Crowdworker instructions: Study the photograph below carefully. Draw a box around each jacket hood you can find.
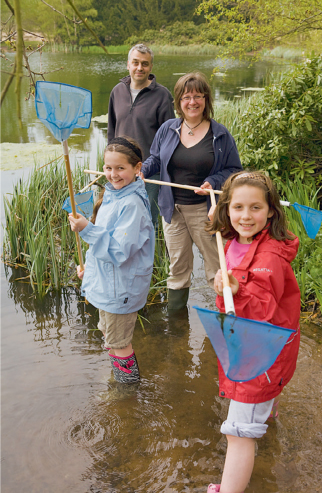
[104,177,152,219]
[232,228,299,268]
[256,228,299,263]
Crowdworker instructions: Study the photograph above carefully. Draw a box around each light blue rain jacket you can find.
[79,178,155,314]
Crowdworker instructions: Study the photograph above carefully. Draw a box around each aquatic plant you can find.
[149,222,170,305]
[280,175,322,314]
[2,158,170,302]
[2,158,91,295]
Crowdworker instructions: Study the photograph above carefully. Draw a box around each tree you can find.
[0,0,107,124]
[196,0,322,58]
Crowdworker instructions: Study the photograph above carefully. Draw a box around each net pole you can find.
[210,190,235,316]
[62,140,84,271]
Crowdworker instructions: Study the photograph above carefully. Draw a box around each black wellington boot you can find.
[167,287,189,311]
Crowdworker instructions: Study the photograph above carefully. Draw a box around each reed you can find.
[2,158,90,295]
[2,157,171,301]
[149,44,221,56]
[42,44,131,54]
[213,97,253,145]
[148,222,170,305]
[280,175,322,312]
[261,46,304,60]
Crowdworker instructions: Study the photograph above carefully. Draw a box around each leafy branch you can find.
[0,0,108,123]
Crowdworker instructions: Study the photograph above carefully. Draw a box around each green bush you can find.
[280,175,322,313]
[238,54,322,194]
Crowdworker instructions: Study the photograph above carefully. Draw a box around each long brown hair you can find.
[91,136,142,224]
[205,171,295,241]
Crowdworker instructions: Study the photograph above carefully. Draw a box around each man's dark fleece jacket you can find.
[107,74,175,160]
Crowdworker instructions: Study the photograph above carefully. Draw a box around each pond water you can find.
[1,52,292,170]
[2,53,322,492]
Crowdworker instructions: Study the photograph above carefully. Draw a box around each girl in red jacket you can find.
[205,171,301,493]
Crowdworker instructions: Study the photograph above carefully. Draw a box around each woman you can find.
[141,72,242,310]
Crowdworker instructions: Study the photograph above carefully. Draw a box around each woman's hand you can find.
[214,269,239,296]
[68,213,88,232]
[195,181,212,196]
[77,264,85,279]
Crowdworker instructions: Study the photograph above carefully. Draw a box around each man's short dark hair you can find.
[128,44,154,64]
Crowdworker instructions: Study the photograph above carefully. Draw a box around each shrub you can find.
[239,54,322,195]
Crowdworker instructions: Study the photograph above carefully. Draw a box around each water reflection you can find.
[2,257,322,492]
[1,52,292,147]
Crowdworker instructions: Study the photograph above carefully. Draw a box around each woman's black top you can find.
[167,125,214,204]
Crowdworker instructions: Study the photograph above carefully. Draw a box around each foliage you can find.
[126,21,203,47]
[281,176,322,314]
[237,55,322,191]
[2,158,170,301]
[196,0,322,59]
[212,78,322,314]
[149,223,169,305]
[1,0,205,47]
[2,158,91,296]
[1,0,105,46]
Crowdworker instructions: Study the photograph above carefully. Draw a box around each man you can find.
[108,44,175,226]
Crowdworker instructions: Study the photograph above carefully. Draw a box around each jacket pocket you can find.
[99,262,116,299]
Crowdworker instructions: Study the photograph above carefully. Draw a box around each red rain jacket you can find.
[216,228,301,403]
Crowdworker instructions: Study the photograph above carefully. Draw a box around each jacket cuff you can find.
[79,221,94,242]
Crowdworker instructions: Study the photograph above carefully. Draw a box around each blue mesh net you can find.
[35,81,92,142]
[292,202,322,239]
[62,191,94,219]
[193,306,295,382]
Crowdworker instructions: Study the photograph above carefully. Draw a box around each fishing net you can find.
[292,202,322,239]
[35,81,92,142]
[194,306,295,382]
[62,191,94,219]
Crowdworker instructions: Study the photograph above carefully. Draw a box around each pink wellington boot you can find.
[269,399,279,419]
[207,485,244,493]
[207,485,220,493]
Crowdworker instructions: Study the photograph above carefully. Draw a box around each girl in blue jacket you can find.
[68,137,155,384]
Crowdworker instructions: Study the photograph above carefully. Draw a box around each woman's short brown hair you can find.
[174,72,214,121]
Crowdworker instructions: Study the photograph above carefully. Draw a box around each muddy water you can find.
[1,249,322,493]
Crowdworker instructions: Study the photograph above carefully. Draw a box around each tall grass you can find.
[261,46,304,60]
[2,157,170,300]
[41,42,220,56]
[148,222,169,305]
[212,97,253,145]
[280,176,322,313]
[148,44,222,56]
[42,44,131,54]
[2,158,91,295]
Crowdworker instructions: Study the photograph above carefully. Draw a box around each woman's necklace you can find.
[183,119,204,136]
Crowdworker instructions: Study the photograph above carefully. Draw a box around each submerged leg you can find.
[168,287,190,310]
[109,351,140,384]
